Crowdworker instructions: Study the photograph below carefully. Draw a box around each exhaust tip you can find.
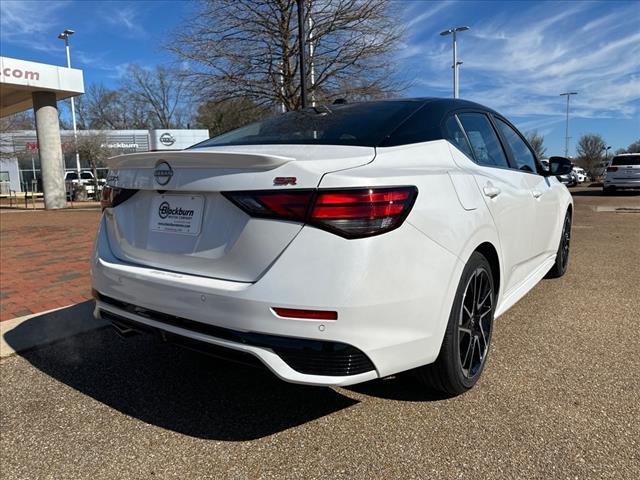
[110,320,140,338]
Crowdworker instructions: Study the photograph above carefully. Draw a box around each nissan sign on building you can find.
[150,129,209,151]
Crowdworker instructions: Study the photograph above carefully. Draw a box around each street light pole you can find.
[440,26,469,99]
[58,29,81,180]
[309,15,316,107]
[296,0,307,109]
[560,92,577,158]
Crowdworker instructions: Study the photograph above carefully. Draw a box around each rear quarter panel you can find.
[317,140,503,367]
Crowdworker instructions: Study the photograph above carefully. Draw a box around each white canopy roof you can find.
[0,56,84,117]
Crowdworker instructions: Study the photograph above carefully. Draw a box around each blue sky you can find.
[1,0,638,155]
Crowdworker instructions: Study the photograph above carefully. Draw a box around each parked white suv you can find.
[603,154,640,194]
[92,98,573,395]
[572,166,587,183]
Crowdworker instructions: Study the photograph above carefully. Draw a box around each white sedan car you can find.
[92,98,573,395]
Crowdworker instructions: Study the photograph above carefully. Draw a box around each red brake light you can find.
[100,185,118,210]
[223,186,418,238]
[273,307,338,320]
[309,188,416,237]
[607,166,618,172]
[100,186,137,211]
[311,190,410,218]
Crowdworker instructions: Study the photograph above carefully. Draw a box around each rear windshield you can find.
[191,101,422,148]
[612,155,640,166]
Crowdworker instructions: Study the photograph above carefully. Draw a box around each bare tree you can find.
[122,65,189,128]
[619,139,640,154]
[576,133,606,179]
[168,0,404,111]
[74,84,150,130]
[195,98,269,137]
[525,130,547,159]
[76,131,114,198]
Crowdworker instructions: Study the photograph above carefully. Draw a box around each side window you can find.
[457,113,509,168]
[445,116,474,159]
[495,118,537,173]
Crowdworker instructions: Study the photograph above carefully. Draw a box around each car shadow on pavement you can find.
[345,374,455,402]
[4,314,359,441]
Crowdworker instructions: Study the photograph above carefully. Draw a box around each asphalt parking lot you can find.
[1,187,639,479]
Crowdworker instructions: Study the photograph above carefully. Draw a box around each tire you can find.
[546,211,572,278]
[415,252,495,396]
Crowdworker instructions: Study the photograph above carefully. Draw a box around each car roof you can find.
[354,97,500,115]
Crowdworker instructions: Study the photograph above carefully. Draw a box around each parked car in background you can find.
[572,166,587,183]
[559,170,578,187]
[65,170,104,199]
[603,154,640,194]
[93,98,574,396]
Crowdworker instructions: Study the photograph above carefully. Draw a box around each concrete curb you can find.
[0,301,107,358]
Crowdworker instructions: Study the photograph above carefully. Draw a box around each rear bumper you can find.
[91,215,463,386]
[604,178,640,188]
[97,295,376,378]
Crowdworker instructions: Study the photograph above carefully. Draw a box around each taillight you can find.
[100,186,137,210]
[223,191,313,221]
[223,186,418,239]
[310,188,416,237]
[100,186,117,210]
[607,166,618,172]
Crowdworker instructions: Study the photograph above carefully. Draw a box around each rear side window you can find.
[494,118,538,173]
[457,113,509,168]
[445,116,474,159]
[612,155,640,166]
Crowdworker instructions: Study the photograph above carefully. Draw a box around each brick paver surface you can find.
[0,209,101,321]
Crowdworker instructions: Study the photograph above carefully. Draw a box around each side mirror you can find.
[546,156,573,176]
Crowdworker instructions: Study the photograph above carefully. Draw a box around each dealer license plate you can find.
[150,194,204,235]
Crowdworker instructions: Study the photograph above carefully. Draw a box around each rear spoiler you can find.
[106,150,295,170]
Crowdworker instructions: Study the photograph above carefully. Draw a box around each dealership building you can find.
[1,55,208,206]
[1,56,85,208]
[1,128,209,193]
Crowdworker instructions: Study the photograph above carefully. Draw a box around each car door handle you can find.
[532,190,543,199]
[483,185,501,198]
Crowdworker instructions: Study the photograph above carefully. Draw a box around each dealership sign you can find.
[0,56,84,116]
[149,129,209,151]
[0,56,84,93]
[159,133,176,146]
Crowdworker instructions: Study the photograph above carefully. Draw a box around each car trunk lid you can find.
[103,145,375,282]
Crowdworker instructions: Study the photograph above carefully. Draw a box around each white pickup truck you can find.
[65,170,104,199]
